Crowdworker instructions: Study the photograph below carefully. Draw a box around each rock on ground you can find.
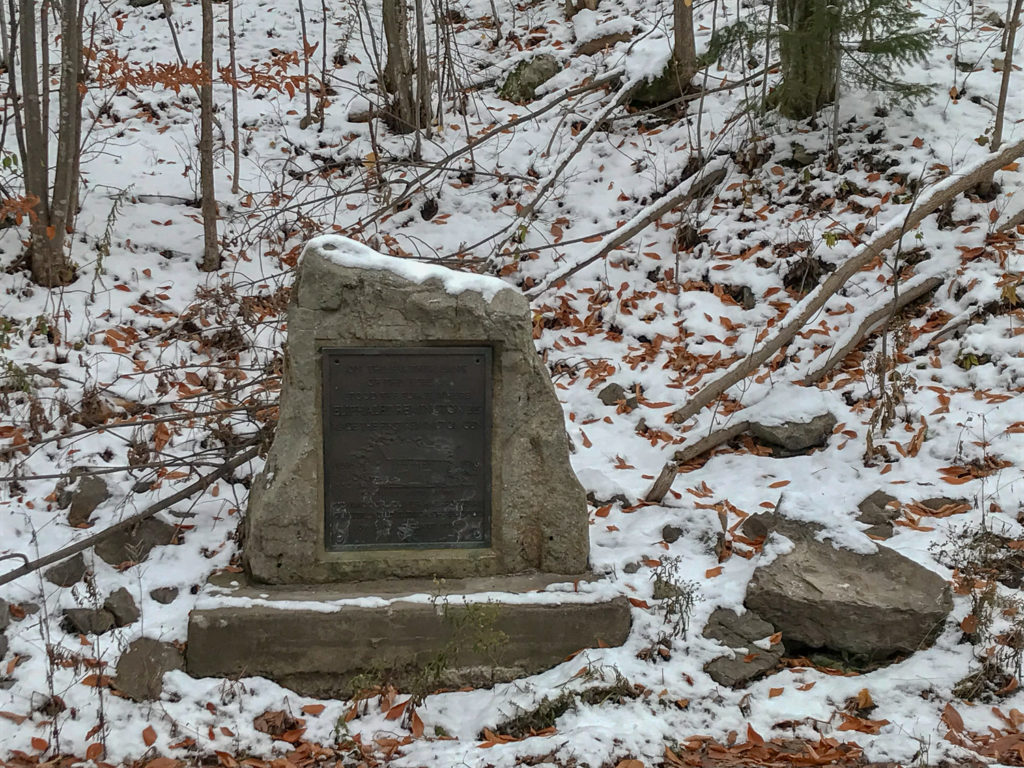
[703,608,783,687]
[114,638,184,701]
[743,513,952,659]
[103,588,140,626]
[94,517,178,566]
[43,553,87,587]
[499,55,560,102]
[749,412,837,454]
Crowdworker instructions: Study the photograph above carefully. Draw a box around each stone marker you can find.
[244,235,589,583]
[188,236,629,692]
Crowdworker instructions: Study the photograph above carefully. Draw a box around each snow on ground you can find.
[0,0,1023,763]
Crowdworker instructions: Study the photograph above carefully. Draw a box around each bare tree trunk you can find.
[381,0,416,133]
[228,0,240,193]
[21,0,74,286]
[992,0,1022,152]
[413,0,430,133]
[50,0,81,234]
[672,0,697,82]
[199,0,220,271]
[297,0,311,122]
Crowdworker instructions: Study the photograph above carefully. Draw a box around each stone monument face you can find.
[244,236,589,583]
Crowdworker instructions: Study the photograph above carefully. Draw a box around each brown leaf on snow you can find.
[253,709,304,738]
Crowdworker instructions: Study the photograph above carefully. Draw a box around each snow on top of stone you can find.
[304,235,513,302]
[571,9,634,43]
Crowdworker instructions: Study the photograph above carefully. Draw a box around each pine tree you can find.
[709,0,934,119]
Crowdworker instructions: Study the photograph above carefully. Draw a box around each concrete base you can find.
[186,575,631,698]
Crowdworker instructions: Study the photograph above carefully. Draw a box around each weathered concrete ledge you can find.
[186,582,631,697]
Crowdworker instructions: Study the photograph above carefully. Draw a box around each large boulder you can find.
[499,55,561,102]
[743,513,952,659]
[748,412,837,455]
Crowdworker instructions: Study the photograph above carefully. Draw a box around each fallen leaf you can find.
[301,704,325,716]
[143,725,157,747]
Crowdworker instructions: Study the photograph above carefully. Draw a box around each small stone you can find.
[149,587,179,605]
[64,475,110,527]
[62,608,116,635]
[132,479,151,494]
[856,490,898,526]
[499,54,561,102]
[0,599,9,631]
[114,638,184,701]
[661,524,683,544]
[103,588,140,627]
[44,554,87,588]
[703,608,782,687]
[94,517,178,567]
[652,577,683,600]
[127,0,161,5]
[623,562,641,574]
[598,382,638,409]
[749,412,837,454]
[919,497,969,513]
[0,635,8,659]
[864,523,894,540]
[598,382,626,405]
[791,144,815,167]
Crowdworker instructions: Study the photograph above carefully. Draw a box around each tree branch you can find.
[801,275,944,385]
[0,443,261,588]
[669,140,1024,425]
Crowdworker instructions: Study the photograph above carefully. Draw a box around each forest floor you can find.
[1,0,1024,765]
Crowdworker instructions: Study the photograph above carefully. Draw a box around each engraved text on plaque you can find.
[322,347,492,550]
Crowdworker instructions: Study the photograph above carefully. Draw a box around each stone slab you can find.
[186,583,630,697]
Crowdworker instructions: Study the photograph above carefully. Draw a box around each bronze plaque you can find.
[322,347,491,551]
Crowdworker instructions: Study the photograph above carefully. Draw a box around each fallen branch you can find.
[801,275,944,385]
[998,205,1024,232]
[669,140,1024,426]
[643,461,678,503]
[526,160,730,299]
[645,421,750,503]
[0,442,261,588]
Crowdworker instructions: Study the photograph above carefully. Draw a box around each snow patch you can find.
[572,9,634,44]
[304,235,514,302]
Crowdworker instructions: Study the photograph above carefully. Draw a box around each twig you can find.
[669,140,1024,425]
[0,443,261,588]
[801,275,944,385]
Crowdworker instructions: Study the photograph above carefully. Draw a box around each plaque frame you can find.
[320,346,493,552]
